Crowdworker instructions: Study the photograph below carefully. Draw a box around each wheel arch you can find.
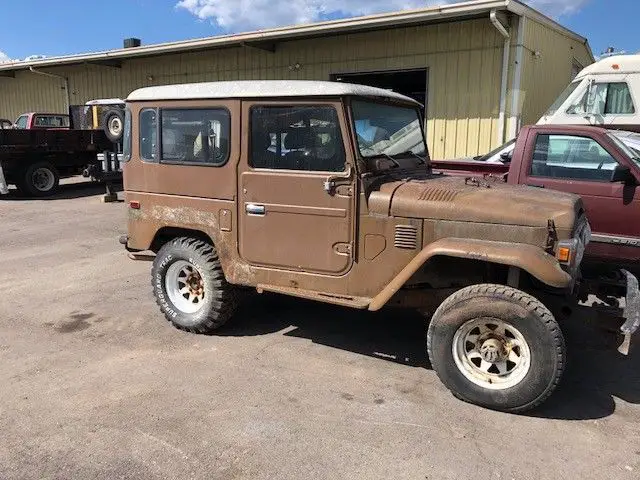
[368,238,572,311]
[150,226,215,254]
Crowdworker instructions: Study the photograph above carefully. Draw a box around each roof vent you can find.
[124,38,141,49]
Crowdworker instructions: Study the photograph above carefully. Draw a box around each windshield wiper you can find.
[394,150,428,165]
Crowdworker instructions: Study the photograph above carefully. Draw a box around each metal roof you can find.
[577,54,640,77]
[127,80,421,104]
[0,0,592,73]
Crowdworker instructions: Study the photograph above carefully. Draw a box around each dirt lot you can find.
[0,181,639,480]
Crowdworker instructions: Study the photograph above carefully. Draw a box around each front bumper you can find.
[619,269,640,355]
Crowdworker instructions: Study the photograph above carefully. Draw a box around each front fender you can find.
[368,238,571,311]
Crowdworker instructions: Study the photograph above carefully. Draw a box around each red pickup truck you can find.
[433,125,640,276]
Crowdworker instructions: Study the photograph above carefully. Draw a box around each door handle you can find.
[526,183,545,188]
[245,203,265,215]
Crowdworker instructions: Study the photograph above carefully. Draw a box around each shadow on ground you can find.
[227,295,639,420]
[0,180,123,201]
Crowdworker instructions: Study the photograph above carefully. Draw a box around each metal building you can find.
[0,0,593,159]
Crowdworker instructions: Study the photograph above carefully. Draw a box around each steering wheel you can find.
[596,159,606,170]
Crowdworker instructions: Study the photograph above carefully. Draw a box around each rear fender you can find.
[368,238,571,311]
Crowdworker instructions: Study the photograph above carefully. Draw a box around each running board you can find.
[256,284,371,309]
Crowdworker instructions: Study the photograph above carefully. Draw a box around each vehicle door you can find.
[238,101,355,274]
[521,131,640,262]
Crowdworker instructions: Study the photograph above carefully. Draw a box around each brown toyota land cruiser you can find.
[120,80,592,413]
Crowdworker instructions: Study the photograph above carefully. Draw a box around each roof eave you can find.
[0,0,510,73]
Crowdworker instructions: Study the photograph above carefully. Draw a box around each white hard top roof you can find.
[577,54,640,78]
[127,80,421,105]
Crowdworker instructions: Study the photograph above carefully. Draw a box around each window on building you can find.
[160,109,230,166]
[530,134,619,181]
[139,109,157,161]
[250,106,345,172]
[567,82,635,115]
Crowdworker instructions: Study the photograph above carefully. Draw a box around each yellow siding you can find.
[520,19,593,126]
[0,18,506,159]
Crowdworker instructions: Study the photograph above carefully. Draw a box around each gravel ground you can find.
[0,180,638,480]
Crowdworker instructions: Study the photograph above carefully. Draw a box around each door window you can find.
[530,134,619,182]
[250,106,345,172]
[567,82,635,115]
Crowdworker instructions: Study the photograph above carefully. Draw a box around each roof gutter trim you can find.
[0,0,509,72]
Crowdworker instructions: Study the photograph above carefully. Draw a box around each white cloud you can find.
[176,0,589,31]
[0,50,10,63]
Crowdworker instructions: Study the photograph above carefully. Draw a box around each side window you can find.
[139,109,158,161]
[567,82,635,115]
[15,115,28,129]
[250,105,345,172]
[530,134,619,182]
[160,109,230,166]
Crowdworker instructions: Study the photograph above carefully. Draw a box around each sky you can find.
[0,0,638,62]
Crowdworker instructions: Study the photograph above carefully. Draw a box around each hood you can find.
[368,175,582,232]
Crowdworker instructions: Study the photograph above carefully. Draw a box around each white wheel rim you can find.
[32,168,55,192]
[108,116,122,137]
[165,260,205,314]
[452,318,531,391]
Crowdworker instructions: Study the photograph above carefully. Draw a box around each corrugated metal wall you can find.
[0,16,589,159]
[520,19,593,126]
[0,18,506,159]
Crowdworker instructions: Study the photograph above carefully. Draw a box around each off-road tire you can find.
[152,237,238,333]
[102,109,124,143]
[427,284,565,413]
[19,161,60,197]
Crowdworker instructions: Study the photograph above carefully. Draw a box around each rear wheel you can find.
[427,284,565,413]
[20,161,60,197]
[152,237,239,333]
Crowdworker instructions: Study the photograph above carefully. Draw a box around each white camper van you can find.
[539,54,640,128]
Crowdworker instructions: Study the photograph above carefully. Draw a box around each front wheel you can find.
[151,237,239,333]
[427,284,565,413]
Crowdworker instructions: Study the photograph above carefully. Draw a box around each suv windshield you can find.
[352,100,426,165]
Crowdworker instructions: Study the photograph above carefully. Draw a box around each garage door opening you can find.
[331,68,428,117]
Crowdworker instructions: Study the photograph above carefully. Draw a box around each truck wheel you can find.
[427,284,565,413]
[151,237,238,334]
[21,162,60,197]
[102,110,124,143]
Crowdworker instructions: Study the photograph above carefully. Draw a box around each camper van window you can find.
[567,82,635,115]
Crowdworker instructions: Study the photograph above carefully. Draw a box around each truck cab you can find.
[14,112,70,130]
[539,55,640,129]
[121,80,593,413]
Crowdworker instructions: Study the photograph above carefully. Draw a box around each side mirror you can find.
[500,151,513,162]
[611,164,634,183]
